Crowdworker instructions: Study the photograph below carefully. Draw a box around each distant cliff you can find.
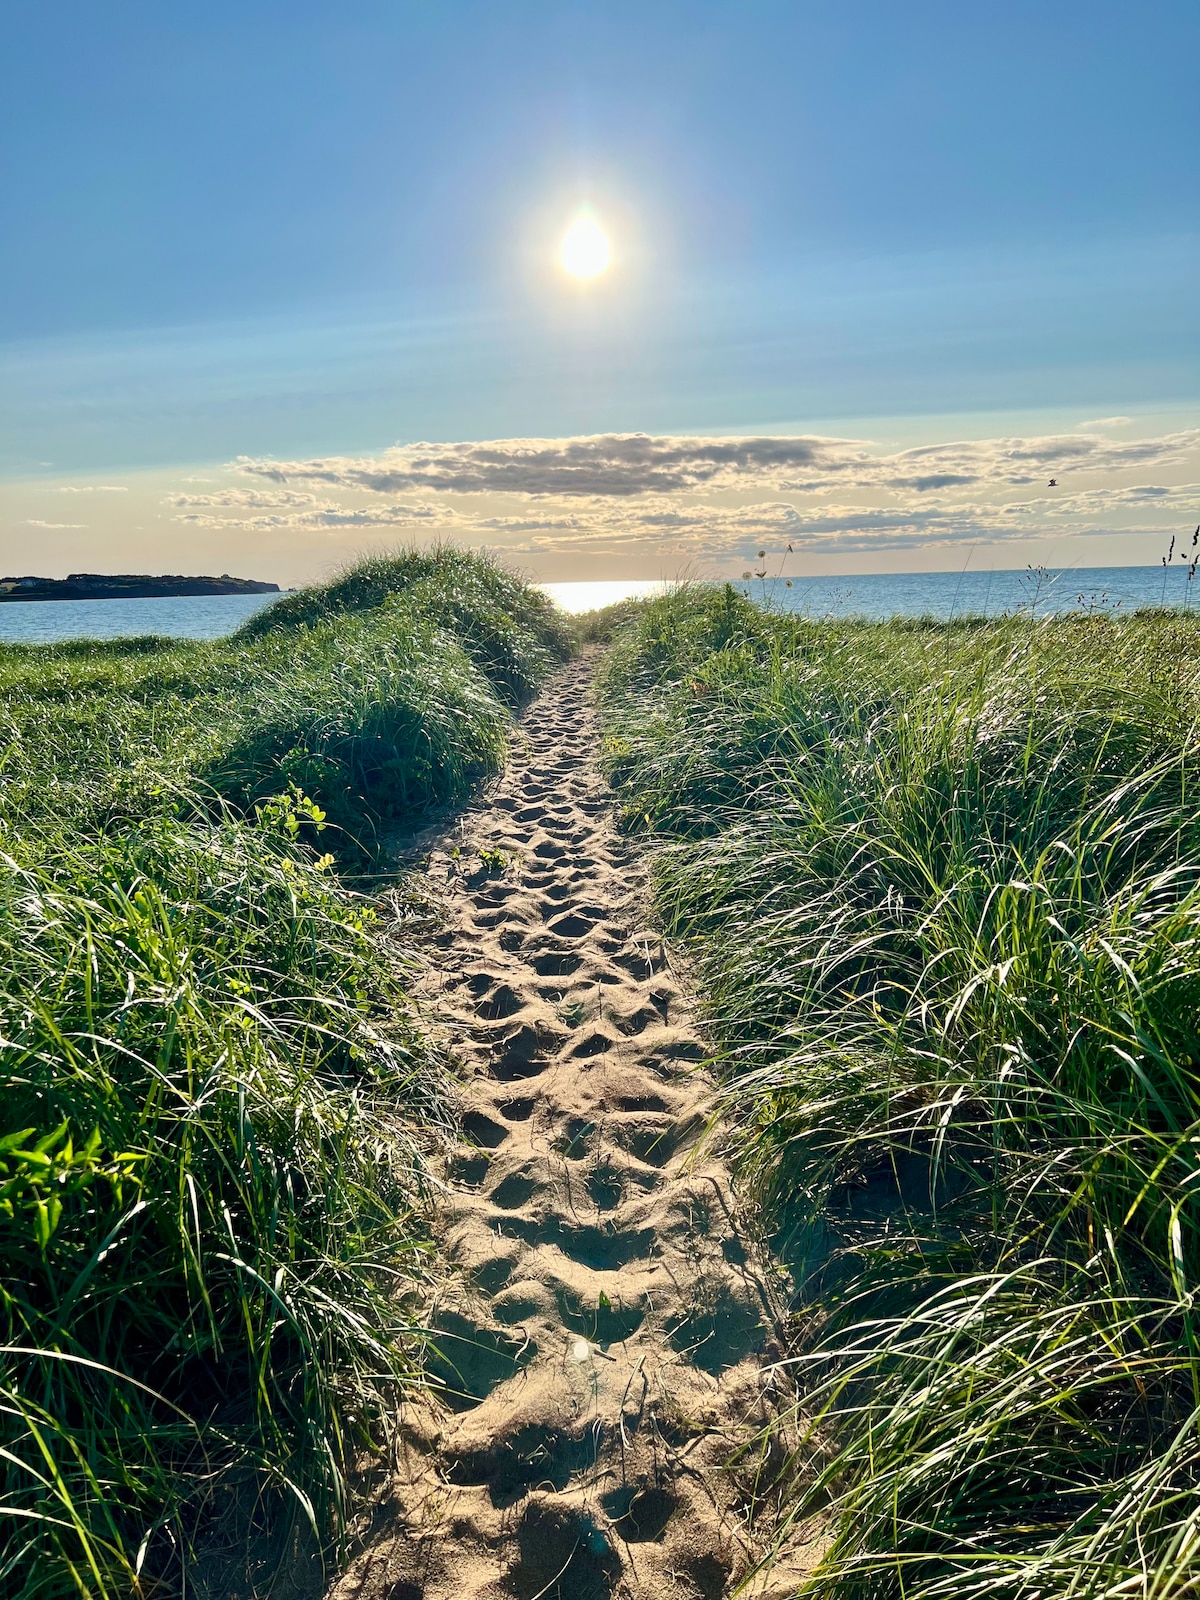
[0,573,281,602]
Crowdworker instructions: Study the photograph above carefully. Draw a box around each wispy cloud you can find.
[169,484,1200,558]
[167,487,320,513]
[25,519,86,529]
[492,487,1200,558]
[57,484,128,493]
[169,486,444,530]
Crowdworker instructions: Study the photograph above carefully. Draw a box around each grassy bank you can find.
[599,586,1200,1600]
[0,550,570,1597]
[0,548,567,859]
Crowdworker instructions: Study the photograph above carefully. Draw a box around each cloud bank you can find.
[236,428,1200,499]
[161,426,1200,564]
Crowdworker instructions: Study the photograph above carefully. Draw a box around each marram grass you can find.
[0,544,571,860]
[600,586,1200,1600]
[0,550,570,1597]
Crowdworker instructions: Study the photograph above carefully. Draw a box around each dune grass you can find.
[0,545,570,860]
[0,550,570,1597]
[599,585,1200,1600]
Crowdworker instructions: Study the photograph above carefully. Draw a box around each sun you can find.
[559,214,611,279]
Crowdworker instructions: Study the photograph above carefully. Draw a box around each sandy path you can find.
[335,654,809,1600]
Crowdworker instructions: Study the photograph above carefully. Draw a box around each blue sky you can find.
[2,0,1198,582]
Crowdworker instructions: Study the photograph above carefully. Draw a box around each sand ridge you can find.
[333,653,814,1600]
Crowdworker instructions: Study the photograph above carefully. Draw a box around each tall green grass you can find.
[600,586,1200,1600]
[0,550,570,1596]
[0,546,570,858]
[234,546,567,709]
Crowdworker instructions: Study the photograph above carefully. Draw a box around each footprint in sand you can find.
[333,653,810,1600]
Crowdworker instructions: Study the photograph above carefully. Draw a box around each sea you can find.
[0,591,283,644]
[546,565,1200,619]
[0,566,1196,644]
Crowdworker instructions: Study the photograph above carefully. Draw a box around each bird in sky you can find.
[1047,478,1058,487]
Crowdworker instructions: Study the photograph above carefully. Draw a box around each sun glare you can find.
[559,214,611,279]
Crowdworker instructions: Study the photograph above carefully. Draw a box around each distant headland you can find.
[0,573,281,602]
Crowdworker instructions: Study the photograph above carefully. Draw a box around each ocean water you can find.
[0,567,1195,644]
[731,564,1200,621]
[543,567,1200,620]
[0,591,283,644]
